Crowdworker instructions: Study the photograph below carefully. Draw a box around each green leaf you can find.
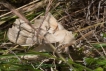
[91,43,106,48]
[94,67,103,71]
[102,33,106,37]
[96,60,106,66]
[84,57,95,65]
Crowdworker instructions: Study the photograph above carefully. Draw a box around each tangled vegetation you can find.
[0,0,106,71]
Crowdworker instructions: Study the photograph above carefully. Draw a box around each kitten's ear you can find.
[45,13,59,33]
[14,19,33,32]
